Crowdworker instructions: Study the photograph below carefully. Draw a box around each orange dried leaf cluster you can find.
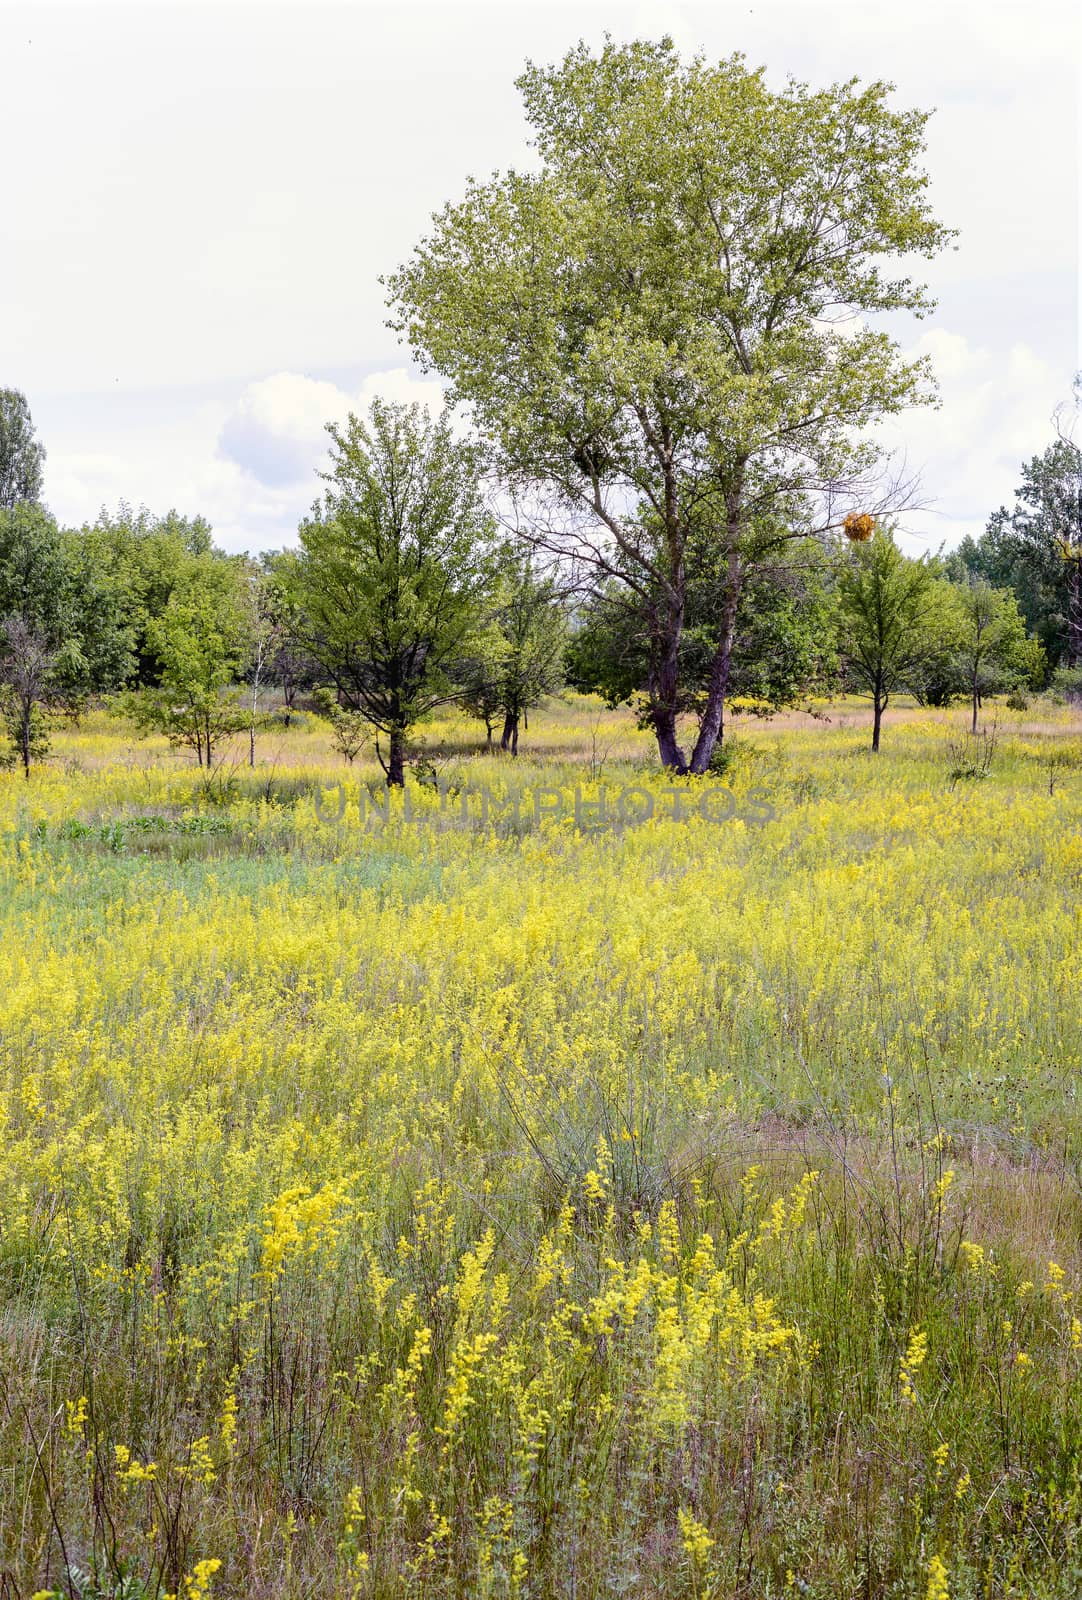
[843,512,876,542]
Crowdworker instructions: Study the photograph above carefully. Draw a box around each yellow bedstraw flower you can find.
[184,1560,222,1600]
[1046,1260,1071,1305]
[218,1369,238,1460]
[65,1395,88,1436]
[960,1241,985,1274]
[678,1508,715,1565]
[899,1327,928,1405]
[176,1435,216,1485]
[931,1169,955,1204]
[114,1445,157,1486]
[926,1553,950,1600]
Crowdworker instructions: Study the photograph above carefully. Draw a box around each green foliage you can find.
[311,686,370,764]
[568,542,834,736]
[461,548,568,751]
[1051,664,1082,705]
[0,504,131,688]
[0,504,133,771]
[950,429,1082,673]
[946,576,1044,729]
[0,386,46,507]
[388,36,953,772]
[286,399,502,784]
[835,529,950,749]
[120,553,253,766]
[83,502,218,684]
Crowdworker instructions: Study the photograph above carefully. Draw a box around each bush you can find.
[1050,665,1082,706]
[311,687,370,764]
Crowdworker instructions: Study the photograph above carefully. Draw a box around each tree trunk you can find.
[872,695,884,752]
[500,712,519,754]
[648,612,687,774]
[971,680,979,735]
[387,726,406,787]
[20,699,31,779]
[689,552,741,775]
[1067,555,1082,668]
[651,706,686,773]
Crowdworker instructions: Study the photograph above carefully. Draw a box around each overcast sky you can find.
[2,0,1079,555]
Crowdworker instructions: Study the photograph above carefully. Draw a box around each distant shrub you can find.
[946,722,998,785]
[1050,665,1082,706]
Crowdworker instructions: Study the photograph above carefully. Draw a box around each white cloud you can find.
[355,368,447,416]
[217,368,448,488]
[883,330,1066,554]
[218,374,351,487]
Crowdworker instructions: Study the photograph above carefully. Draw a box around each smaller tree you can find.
[242,565,291,766]
[460,652,504,745]
[950,401,1082,675]
[122,555,253,766]
[258,551,322,720]
[835,530,951,751]
[463,551,567,754]
[0,389,46,508]
[287,400,501,785]
[949,578,1043,732]
[0,619,53,776]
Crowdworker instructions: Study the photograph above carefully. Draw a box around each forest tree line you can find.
[2,379,1078,779]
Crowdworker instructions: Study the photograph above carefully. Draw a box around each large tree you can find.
[388,37,952,773]
[0,388,46,508]
[286,400,502,785]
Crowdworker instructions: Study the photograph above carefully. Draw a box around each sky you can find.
[2,0,1079,556]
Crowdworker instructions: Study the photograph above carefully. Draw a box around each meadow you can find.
[2,694,1082,1599]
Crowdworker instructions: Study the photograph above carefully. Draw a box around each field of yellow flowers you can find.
[3,696,1082,1599]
